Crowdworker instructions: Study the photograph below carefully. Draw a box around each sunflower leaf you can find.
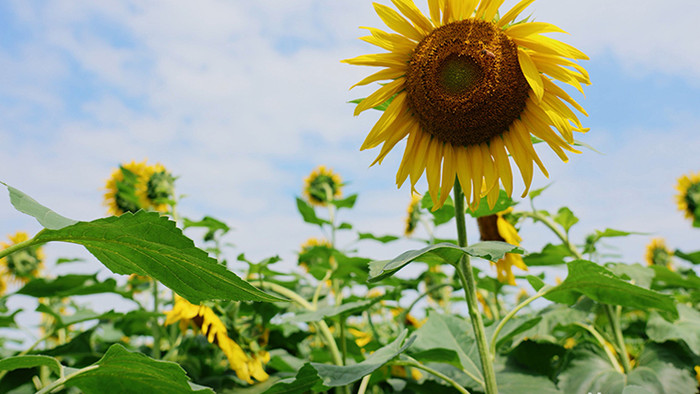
[0,355,63,377]
[646,304,700,355]
[2,183,78,230]
[296,197,330,226]
[466,190,515,218]
[32,211,283,304]
[368,242,522,282]
[674,249,700,265]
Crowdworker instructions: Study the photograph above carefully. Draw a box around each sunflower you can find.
[344,0,589,209]
[298,237,334,272]
[676,172,700,226]
[404,193,423,235]
[165,295,269,384]
[303,165,343,206]
[477,207,527,285]
[645,238,673,269]
[0,231,44,284]
[104,160,174,216]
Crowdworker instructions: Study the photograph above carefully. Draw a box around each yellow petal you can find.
[455,0,478,20]
[391,0,434,34]
[455,147,473,205]
[517,48,544,101]
[396,127,421,186]
[503,130,533,197]
[480,143,497,192]
[409,130,431,188]
[438,143,456,207]
[374,3,425,41]
[512,119,548,177]
[506,22,567,37]
[469,144,484,206]
[427,0,442,25]
[496,0,535,28]
[354,78,404,116]
[510,34,588,60]
[350,68,405,90]
[490,136,513,196]
[542,77,587,116]
[361,92,408,149]
[371,112,414,165]
[477,0,505,21]
[425,138,443,205]
[342,52,409,68]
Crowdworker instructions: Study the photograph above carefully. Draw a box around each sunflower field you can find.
[1,1,699,394]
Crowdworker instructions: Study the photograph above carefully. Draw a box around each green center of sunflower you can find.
[685,182,700,216]
[405,19,530,147]
[6,249,41,279]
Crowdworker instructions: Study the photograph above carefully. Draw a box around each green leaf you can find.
[287,300,375,323]
[3,184,79,230]
[410,313,482,389]
[649,265,700,289]
[0,355,62,376]
[507,304,588,347]
[421,193,455,225]
[646,304,700,355]
[674,249,700,265]
[358,232,399,244]
[295,197,329,226]
[410,349,463,370]
[36,304,122,328]
[526,275,546,292]
[311,330,415,387]
[368,242,522,282]
[349,94,394,112]
[495,369,561,394]
[32,211,282,304]
[182,216,230,241]
[553,207,578,233]
[522,243,571,266]
[545,260,677,317]
[466,190,515,218]
[18,274,126,298]
[605,263,654,289]
[330,194,357,209]
[64,344,213,393]
[573,139,602,154]
[262,363,323,393]
[528,183,552,200]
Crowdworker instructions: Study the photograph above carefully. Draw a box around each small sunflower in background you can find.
[298,237,334,272]
[0,231,44,284]
[344,0,589,209]
[645,238,673,270]
[676,172,700,227]
[165,296,269,384]
[303,165,343,206]
[104,160,175,216]
[477,208,527,285]
[404,193,423,236]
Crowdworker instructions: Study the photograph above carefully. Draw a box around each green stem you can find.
[339,318,347,365]
[257,281,343,366]
[0,236,41,260]
[395,356,472,394]
[489,286,553,355]
[35,365,99,394]
[453,179,498,394]
[605,304,631,373]
[520,211,582,259]
[574,323,624,373]
[357,374,371,394]
[151,279,161,359]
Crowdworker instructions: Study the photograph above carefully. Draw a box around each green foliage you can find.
[646,304,700,355]
[3,183,78,230]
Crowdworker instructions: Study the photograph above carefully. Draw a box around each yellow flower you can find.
[563,337,576,349]
[404,193,423,236]
[164,296,268,384]
[476,290,493,320]
[0,231,44,284]
[676,172,700,225]
[695,365,700,386]
[349,327,373,347]
[477,208,527,285]
[0,275,6,296]
[298,237,334,271]
[645,238,673,269]
[104,160,174,216]
[303,165,343,206]
[344,0,589,210]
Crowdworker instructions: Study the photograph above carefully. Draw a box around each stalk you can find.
[453,179,498,394]
[151,279,161,359]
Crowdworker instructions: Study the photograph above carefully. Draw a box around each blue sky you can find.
[1,0,700,296]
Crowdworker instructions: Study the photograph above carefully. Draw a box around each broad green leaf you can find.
[64,344,212,393]
[311,330,415,387]
[358,232,399,244]
[338,222,353,230]
[0,355,62,376]
[421,193,455,225]
[495,369,561,394]
[466,190,514,218]
[649,265,700,289]
[262,363,323,393]
[674,249,700,265]
[32,211,281,304]
[287,300,374,323]
[522,243,571,266]
[368,242,522,282]
[18,274,126,298]
[646,304,700,355]
[528,183,552,200]
[410,349,463,370]
[526,275,546,291]
[507,304,588,347]
[3,183,78,230]
[606,263,654,289]
[182,216,230,241]
[494,316,543,351]
[410,313,482,389]
[545,260,677,317]
[553,207,578,233]
[295,197,329,226]
[330,194,357,209]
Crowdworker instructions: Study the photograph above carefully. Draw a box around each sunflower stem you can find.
[151,279,161,359]
[453,179,498,394]
[605,304,632,373]
[0,236,41,261]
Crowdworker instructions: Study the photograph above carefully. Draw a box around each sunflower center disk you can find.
[405,19,530,147]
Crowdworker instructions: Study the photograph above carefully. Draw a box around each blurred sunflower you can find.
[298,237,334,272]
[303,165,343,206]
[104,160,175,216]
[0,275,6,296]
[0,231,44,284]
[404,193,422,236]
[344,0,589,209]
[676,172,700,226]
[165,296,269,384]
[645,238,673,269]
[477,208,527,285]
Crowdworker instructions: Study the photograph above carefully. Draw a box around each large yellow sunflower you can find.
[0,231,44,285]
[676,172,700,225]
[303,165,343,206]
[344,0,589,209]
[477,208,527,285]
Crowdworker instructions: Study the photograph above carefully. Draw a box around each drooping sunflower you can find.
[165,295,269,384]
[0,231,44,284]
[344,0,589,209]
[404,193,423,235]
[676,172,700,226]
[303,165,343,206]
[104,160,175,216]
[477,207,527,285]
[645,238,673,269]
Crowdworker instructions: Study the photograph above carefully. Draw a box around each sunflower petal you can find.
[490,136,513,196]
[354,78,404,116]
[469,143,484,206]
[511,34,589,60]
[374,3,425,41]
[477,0,506,21]
[409,130,430,188]
[496,0,535,28]
[506,22,567,37]
[542,77,587,116]
[350,68,405,89]
[438,143,457,207]
[361,92,408,149]
[391,0,434,34]
[396,127,421,186]
[342,52,409,68]
[425,138,444,205]
[517,48,544,101]
[503,129,533,196]
[372,112,414,165]
[455,147,473,206]
[427,0,442,25]
[455,0,478,20]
